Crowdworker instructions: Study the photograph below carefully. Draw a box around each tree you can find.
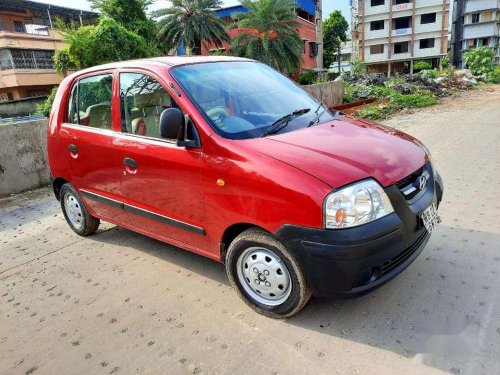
[323,10,348,71]
[153,0,230,55]
[89,0,158,48]
[230,0,304,74]
[58,17,156,70]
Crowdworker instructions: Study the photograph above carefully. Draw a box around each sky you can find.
[35,0,351,21]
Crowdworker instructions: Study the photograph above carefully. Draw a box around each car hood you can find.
[241,116,427,188]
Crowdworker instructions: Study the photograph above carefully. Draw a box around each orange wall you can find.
[201,16,318,71]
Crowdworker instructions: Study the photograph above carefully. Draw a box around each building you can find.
[451,0,499,68]
[351,0,450,75]
[201,0,323,71]
[0,0,98,102]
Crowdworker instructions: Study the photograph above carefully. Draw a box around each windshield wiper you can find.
[307,104,328,127]
[260,108,311,137]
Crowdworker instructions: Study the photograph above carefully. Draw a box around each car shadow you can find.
[90,224,499,375]
[90,225,229,286]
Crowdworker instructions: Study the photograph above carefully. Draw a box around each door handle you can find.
[123,157,138,168]
[69,144,78,154]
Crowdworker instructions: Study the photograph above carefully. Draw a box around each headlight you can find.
[324,179,394,229]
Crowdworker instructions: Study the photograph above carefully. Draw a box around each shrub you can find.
[54,48,76,76]
[391,93,437,108]
[418,69,437,79]
[413,60,432,71]
[442,52,450,69]
[350,57,367,77]
[297,69,318,85]
[355,104,396,120]
[36,86,58,117]
[463,46,495,76]
[486,66,500,84]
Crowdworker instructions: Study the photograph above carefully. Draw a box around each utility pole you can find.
[316,0,324,69]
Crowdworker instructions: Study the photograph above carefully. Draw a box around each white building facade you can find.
[452,0,499,67]
[353,0,450,74]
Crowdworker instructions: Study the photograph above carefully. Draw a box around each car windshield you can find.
[170,61,336,140]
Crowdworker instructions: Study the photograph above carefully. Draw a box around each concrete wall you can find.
[0,119,49,197]
[302,77,344,107]
[0,96,47,117]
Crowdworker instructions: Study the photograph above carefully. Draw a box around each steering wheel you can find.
[206,107,230,129]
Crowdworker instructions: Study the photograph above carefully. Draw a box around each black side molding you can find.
[79,189,206,236]
[123,204,206,236]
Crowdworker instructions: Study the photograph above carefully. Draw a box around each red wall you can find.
[201,16,318,71]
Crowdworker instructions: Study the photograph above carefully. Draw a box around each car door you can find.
[114,70,209,252]
[59,71,127,222]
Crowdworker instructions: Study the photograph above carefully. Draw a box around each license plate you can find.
[420,202,441,234]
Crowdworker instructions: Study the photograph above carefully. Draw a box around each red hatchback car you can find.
[48,56,443,318]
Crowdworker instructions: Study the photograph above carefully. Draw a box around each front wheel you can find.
[226,229,311,318]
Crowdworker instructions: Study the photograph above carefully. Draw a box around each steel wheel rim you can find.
[236,246,292,306]
[64,193,84,230]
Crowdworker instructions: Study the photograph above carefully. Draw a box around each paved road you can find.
[1,86,499,375]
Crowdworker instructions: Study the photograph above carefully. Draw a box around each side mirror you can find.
[159,108,200,148]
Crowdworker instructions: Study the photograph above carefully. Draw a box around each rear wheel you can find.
[226,229,311,318]
[60,183,100,236]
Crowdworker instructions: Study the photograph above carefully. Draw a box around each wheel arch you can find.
[220,223,271,264]
[52,177,68,200]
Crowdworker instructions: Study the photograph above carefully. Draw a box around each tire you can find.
[226,229,312,318]
[60,183,100,236]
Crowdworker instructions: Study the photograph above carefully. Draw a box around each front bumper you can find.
[275,165,444,298]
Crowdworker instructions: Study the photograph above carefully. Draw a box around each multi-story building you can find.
[451,0,499,67]
[200,0,323,71]
[0,0,98,102]
[352,0,450,74]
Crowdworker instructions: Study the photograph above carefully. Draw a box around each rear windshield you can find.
[170,62,335,140]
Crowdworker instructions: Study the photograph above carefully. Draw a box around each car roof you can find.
[74,55,254,75]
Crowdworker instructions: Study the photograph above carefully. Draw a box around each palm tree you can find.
[153,0,230,55]
[230,0,304,73]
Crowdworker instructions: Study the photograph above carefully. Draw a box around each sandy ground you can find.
[0,86,499,375]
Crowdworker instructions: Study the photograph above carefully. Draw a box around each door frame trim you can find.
[80,189,206,236]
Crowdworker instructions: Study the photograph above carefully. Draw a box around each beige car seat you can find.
[130,90,172,138]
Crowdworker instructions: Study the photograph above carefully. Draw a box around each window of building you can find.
[370,20,385,31]
[419,38,435,49]
[309,42,318,58]
[13,49,54,69]
[394,41,409,54]
[120,73,180,139]
[394,16,412,29]
[393,0,411,5]
[67,74,113,130]
[371,0,385,6]
[421,13,436,24]
[471,13,480,23]
[13,21,24,32]
[370,44,385,54]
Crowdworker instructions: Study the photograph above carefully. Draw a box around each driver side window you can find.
[119,72,179,139]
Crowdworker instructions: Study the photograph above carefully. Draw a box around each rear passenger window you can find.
[67,74,113,129]
[119,72,179,139]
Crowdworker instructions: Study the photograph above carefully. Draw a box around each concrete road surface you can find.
[1,86,499,375]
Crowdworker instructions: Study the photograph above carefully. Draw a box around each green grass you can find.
[344,82,439,120]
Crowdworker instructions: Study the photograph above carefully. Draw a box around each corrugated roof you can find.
[0,0,99,18]
[216,0,316,18]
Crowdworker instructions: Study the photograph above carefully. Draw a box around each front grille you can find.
[396,165,428,200]
[382,231,428,274]
[396,166,424,190]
